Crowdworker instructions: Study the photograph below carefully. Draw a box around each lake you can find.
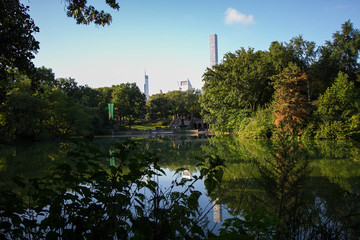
[1,134,359,239]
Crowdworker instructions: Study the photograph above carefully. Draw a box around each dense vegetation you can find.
[2,0,359,141]
[2,1,359,239]
[201,20,360,140]
[0,67,202,141]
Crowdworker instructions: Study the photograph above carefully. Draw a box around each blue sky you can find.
[23,0,360,95]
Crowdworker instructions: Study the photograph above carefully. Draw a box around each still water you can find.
[1,134,360,238]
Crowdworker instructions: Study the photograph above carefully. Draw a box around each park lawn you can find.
[131,122,168,131]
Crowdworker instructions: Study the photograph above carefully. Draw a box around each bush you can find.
[315,121,350,140]
[301,122,317,140]
[237,107,275,139]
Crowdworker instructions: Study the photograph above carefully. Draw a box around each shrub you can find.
[238,107,275,139]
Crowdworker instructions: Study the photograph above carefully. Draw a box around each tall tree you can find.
[146,93,172,122]
[111,83,146,129]
[312,20,360,96]
[287,35,317,101]
[328,20,360,81]
[272,63,311,136]
[317,72,358,122]
[0,0,39,103]
[201,48,275,132]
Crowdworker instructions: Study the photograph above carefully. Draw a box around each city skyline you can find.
[23,0,360,95]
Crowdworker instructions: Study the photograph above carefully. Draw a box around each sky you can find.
[22,0,360,95]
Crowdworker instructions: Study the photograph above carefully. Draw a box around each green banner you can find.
[108,103,114,120]
[110,157,115,167]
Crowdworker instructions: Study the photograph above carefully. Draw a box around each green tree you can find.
[312,20,360,96]
[146,93,172,122]
[327,20,360,82]
[287,35,317,101]
[183,89,202,118]
[165,90,187,118]
[41,86,93,137]
[315,72,360,139]
[268,41,294,74]
[164,89,201,120]
[0,0,39,103]
[111,83,146,129]
[2,85,44,139]
[318,72,357,121]
[201,48,275,132]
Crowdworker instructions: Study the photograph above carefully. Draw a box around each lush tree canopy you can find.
[111,83,146,128]
[200,48,277,132]
[146,90,201,123]
[0,0,40,103]
[201,21,360,139]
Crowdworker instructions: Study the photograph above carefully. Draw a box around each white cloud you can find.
[224,8,255,26]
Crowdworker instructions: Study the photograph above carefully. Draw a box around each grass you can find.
[131,122,169,131]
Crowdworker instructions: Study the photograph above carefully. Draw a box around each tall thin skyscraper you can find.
[144,70,149,100]
[209,34,218,67]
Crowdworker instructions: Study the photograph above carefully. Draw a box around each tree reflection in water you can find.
[205,136,360,239]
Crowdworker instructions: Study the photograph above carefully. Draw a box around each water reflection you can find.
[204,136,360,238]
[1,136,359,238]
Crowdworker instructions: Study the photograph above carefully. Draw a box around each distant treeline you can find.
[201,20,360,140]
[0,67,201,141]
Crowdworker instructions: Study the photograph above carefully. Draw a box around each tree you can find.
[183,89,202,118]
[165,91,187,118]
[315,72,360,139]
[0,0,39,103]
[1,0,122,100]
[327,20,360,82]
[41,86,93,137]
[272,63,311,136]
[268,41,294,74]
[318,72,357,121]
[286,35,317,101]
[146,93,172,122]
[200,48,275,132]
[111,83,146,129]
[312,20,360,96]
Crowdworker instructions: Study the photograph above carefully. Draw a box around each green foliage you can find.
[315,72,360,139]
[200,48,275,132]
[65,0,120,26]
[212,209,281,240]
[317,72,357,121]
[311,20,360,96]
[199,22,359,138]
[0,69,102,140]
[0,139,224,239]
[0,0,39,103]
[146,93,172,121]
[238,107,275,139]
[111,83,146,128]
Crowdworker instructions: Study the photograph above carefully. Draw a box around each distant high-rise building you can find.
[144,70,149,100]
[179,79,192,91]
[209,34,218,67]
